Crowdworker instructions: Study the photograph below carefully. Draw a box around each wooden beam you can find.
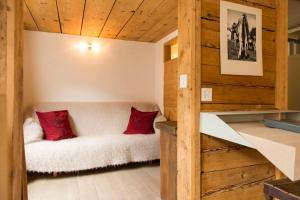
[275,0,288,110]
[177,0,201,199]
[0,0,27,199]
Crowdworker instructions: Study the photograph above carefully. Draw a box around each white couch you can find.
[24,102,164,173]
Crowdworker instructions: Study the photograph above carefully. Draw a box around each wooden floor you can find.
[28,164,160,200]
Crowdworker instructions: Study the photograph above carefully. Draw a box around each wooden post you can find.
[275,0,288,180]
[0,0,27,199]
[275,0,288,110]
[177,0,201,199]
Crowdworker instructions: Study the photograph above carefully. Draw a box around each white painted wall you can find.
[154,30,178,112]
[23,31,156,109]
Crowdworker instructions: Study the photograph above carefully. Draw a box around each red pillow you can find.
[36,110,75,141]
[124,107,158,134]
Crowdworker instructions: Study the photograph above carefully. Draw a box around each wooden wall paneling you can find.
[201,104,276,112]
[117,0,177,41]
[100,0,144,38]
[80,0,115,37]
[23,2,38,31]
[199,1,280,198]
[202,163,274,195]
[0,0,27,199]
[201,47,276,72]
[202,148,269,172]
[177,0,201,199]
[57,0,85,35]
[25,0,60,33]
[201,85,275,105]
[160,131,177,200]
[202,65,276,87]
[201,0,276,31]
[164,58,178,121]
[139,7,178,42]
[201,182,268,200]
[202,134,243,151]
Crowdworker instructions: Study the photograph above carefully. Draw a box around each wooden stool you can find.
[264,179,300,200]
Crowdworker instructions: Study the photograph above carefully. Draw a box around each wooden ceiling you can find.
[23,0,178,43]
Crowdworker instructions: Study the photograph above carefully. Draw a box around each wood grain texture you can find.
[202,163,275,195]
[160,131,177,200]
[117,0,177,41]
[57,0,85,35]
[80,0,115,37]
[25,0,60,33]
[202,181,270,200]
[201,84,275,105]
[23,2,38,30]
[201,104,276,112]
[201,47,276,72]
[1,0,27,199]
[201,0,276,31]
[202,134,243,151]
[164,58,178,120]
[0,1,9,199]
[177,0,201,199]
[202,148,269,172]
[275,0,288,110]
[23,0,178,42]
[138,6,178,42]
[100,0,143,38]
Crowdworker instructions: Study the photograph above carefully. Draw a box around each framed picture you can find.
[220,1,263,76]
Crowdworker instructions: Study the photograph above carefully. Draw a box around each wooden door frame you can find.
[177,0,201,199]
[0,0,27,199]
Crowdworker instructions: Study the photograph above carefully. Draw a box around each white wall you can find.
[154,30,178,112]
[24,31,156,109]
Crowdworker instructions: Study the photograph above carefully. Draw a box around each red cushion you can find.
[36,110,75,141]
[124,107,158,134]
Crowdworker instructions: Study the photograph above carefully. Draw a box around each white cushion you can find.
[23,118,43,144]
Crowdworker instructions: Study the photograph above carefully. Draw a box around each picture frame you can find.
[220,1,263,76]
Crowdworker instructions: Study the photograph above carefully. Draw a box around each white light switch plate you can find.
[179,74,188,88]
[201,88,212,102]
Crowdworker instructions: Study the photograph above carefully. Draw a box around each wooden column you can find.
[275,0,288,110]
[0,0,27,199]
[275,0,288,180]
[177,0,201,199]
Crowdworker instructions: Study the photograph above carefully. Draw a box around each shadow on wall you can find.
[289,54,300,110]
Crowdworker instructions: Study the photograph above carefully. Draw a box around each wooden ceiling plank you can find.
[117,0,177,41]
[81,0,115,37]
[24,1,38,31]
[139,7,178,42]
[100,0,144,39]
[25,0,60,33]
[57,0,86,35]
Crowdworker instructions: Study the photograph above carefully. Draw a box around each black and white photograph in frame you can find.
[220,1,263,76]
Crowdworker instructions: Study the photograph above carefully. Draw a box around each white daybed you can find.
[24,102,164,173]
